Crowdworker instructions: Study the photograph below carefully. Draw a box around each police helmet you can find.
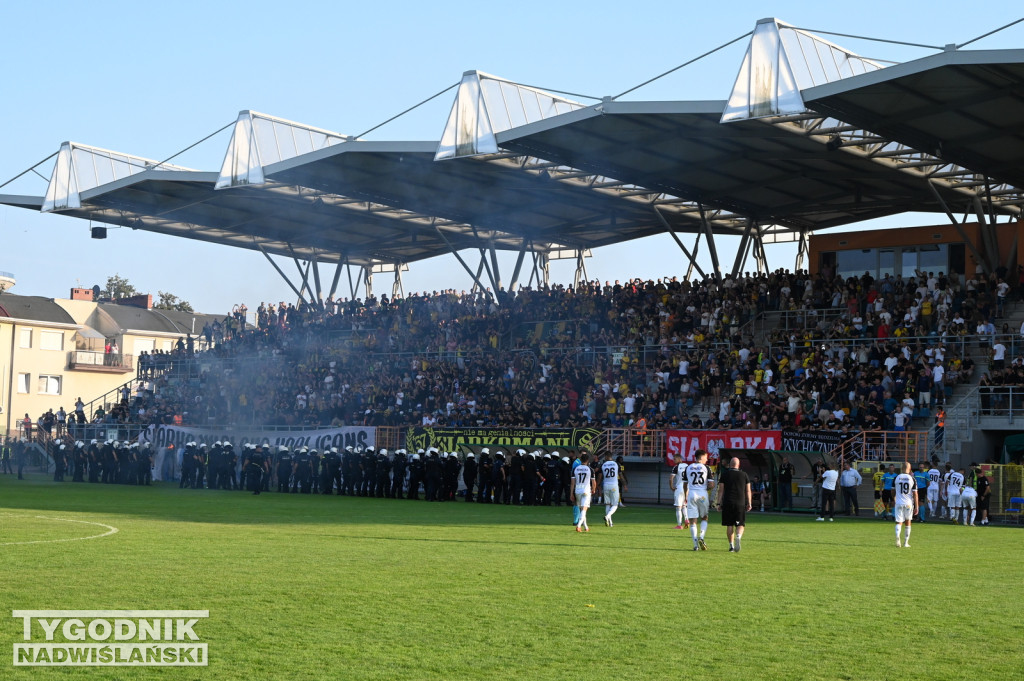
[412,453,421,460]
[561,456,570,464]
[466,452,475,458]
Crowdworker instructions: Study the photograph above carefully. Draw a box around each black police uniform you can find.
[424,453,442,501]
[508,452,523,505]
[491,455,506,504]
[390,452,406,498]
[463,455,477,501]
[407,455,425,500]
[375,452,390,497]
[275,449,293,492]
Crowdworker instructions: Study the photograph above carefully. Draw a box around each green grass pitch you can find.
[1,474,1020,681]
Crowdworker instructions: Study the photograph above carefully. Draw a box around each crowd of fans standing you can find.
[49,265,1024,436]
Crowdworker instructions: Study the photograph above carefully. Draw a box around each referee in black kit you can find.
[715,457,752,553]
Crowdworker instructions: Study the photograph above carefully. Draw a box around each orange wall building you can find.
[808,220,1024,280]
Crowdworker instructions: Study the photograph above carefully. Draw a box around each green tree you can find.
[101,274,137,300]
[154,290,194,312]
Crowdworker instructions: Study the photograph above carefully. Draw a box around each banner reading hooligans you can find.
[142,424,375,453]
[665,430,781,465]
[780,429,844,454]
[406,427,601,454]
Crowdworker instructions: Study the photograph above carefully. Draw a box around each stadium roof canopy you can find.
[2,17,1023,297]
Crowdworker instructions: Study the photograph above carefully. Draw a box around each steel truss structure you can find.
[2,18,1022,301]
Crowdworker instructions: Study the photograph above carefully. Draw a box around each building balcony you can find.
[67,351,134,373]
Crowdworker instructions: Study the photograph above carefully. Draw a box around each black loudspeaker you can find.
[91,226,107,239]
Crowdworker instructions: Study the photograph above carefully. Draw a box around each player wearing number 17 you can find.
[894,461,919,548]
[571,453,597,532]
[683,449,714,550]
[599,453,621,527]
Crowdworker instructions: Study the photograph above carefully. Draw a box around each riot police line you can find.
[36,439,155,485]
[177,442,584,504]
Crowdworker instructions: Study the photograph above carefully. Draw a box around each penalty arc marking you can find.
[0,515,119,546]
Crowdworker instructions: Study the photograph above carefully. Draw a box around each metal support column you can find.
[731,219,755,279]
[573,249,589,288]
[698,203,722,281]
[363,266,373,299]
[972,195,1001,273]
[434,222,494,298]
[752,225,769,274]
[488,240,502,292]
[255,241,307,303]
[795,230,809,272]
[468,223,499,293]
[685,233,702,281]
[328,257,345,301]
[392,263,404,299]
[508,240,528,292]
[927,181,990,273]
[298,261,313,304]
[346,259,359,300]
[311,250,323,309]
[653,206,707,279]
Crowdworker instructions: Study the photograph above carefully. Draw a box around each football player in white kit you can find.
[571,453,596,532]
[893,461,918,548]
[599,453,621,527]
[684,449,714,551]
[926,464,942,518]
[669,454,690,530]
[946,465,965,524]
[960,470,978,526]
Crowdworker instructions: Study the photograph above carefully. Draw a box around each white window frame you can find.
[37,374,62,395]
[39,330,64,351]
[19,328,32,348]
[17,373,31,394]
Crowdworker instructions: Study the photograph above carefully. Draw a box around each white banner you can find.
[140,425,375,481]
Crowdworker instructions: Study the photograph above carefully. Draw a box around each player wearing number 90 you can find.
[571,453,596,532]
[894,461,918,548]
[684,449,713,551]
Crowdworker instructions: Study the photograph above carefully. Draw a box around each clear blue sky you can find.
[1,1,1020,314]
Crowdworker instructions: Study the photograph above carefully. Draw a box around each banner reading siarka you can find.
[665,430,781,465]
[141,424,375,454]
[406,427,601,454]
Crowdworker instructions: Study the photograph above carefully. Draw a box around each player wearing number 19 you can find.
[894,461,918,548]
[571,453,596,532]
[599,453,620,527]
[684,449,713,551]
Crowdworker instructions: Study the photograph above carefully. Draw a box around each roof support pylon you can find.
[722,18,883,123]
[216,110,350,189]
[435,71,585,160]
